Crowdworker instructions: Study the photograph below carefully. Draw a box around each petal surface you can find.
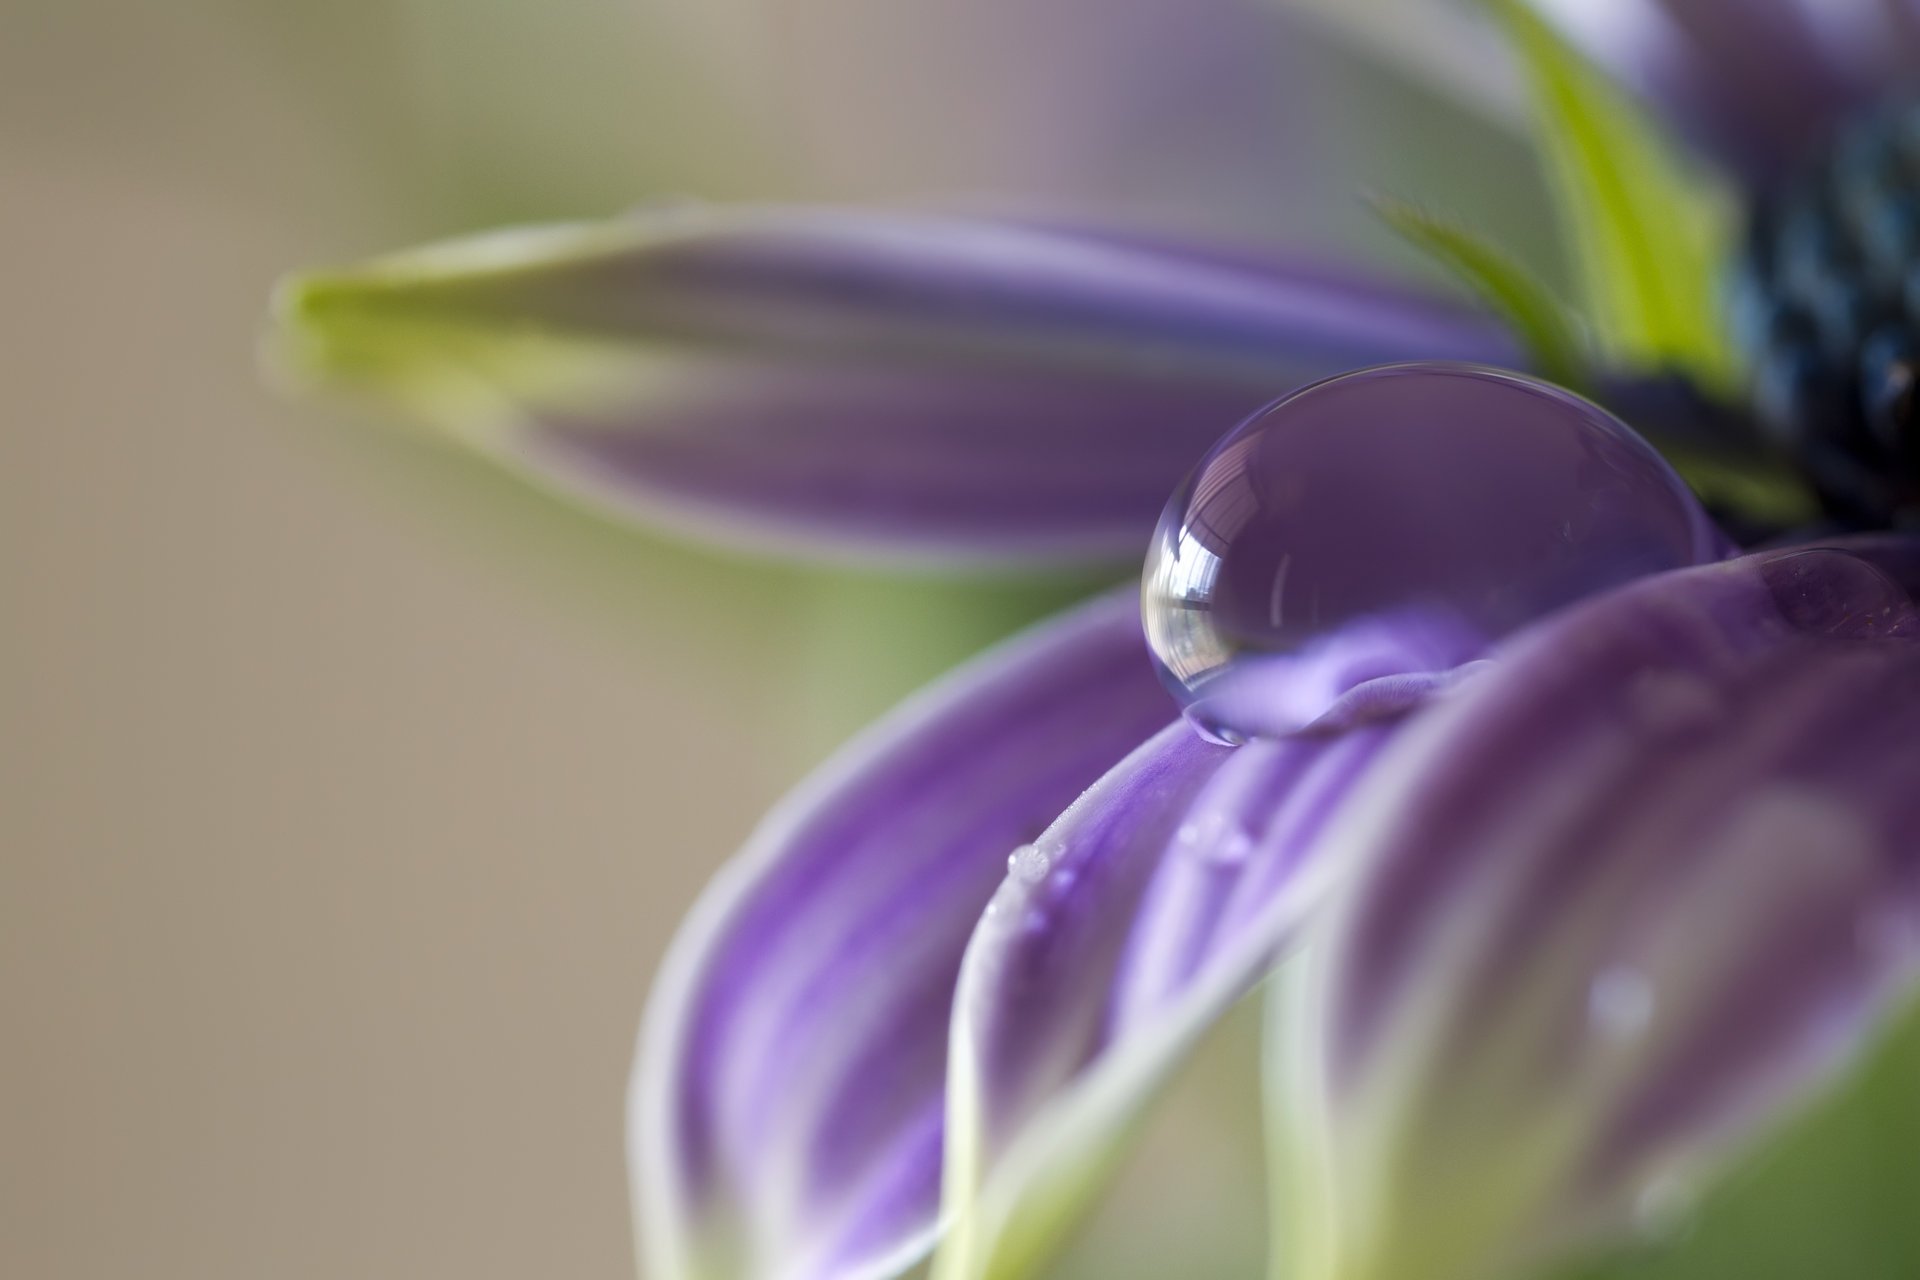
[272,206,1514,566]
[1527,0,1920,181]
[631,589,1184,1280]
[1271,538,1920,1280]
[660,0,1553,268]
[935,718,1403,1280]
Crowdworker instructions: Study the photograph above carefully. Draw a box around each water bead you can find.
[1006,843,1051,885]
[1142,364,1723,744]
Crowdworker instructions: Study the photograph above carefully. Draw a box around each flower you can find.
[266,2,1920,1279]
[638,529,1920,1280]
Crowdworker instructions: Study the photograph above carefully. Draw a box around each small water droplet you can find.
[1173,812,1254,866]
[1588,966,1655,1042]
[1210,830,1255,867]
[1007,844,1051,885]
[1141,364,1719,744]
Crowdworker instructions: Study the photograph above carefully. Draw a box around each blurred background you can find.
[0,3,1551,1277]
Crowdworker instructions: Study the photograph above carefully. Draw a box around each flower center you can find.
[1731,103,1920,526]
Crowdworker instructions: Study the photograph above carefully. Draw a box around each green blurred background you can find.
[0,3,1558,1277]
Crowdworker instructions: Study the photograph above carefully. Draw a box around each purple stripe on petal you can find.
[955,727,1234,1146]
[937,715,1403,1277]
[279,207,1514,564]
[1280,536,1920,1280]
[632,589,1176,1280]
[1111,728,1393,1029]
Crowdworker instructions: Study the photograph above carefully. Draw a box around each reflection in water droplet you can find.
[1007,843,1051,885]
[1141,364,1722,744]
[1588,966,1655,1042]
[1210,830,1255,867]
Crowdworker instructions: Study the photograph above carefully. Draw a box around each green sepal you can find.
[1373,195,1594,392]
[1487,0,1741,395]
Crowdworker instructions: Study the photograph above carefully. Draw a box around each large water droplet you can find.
[1142,364,1723,744]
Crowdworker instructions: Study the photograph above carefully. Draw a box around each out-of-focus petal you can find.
[935,719,1403,1280]
[269,206,1515,566]
[631,589,1186,1280]
[1269,538,1920,1280]
[1527,0,1920,181]
[658,0,1555,270]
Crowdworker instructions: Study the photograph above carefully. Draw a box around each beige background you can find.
[0,5,1079,1277]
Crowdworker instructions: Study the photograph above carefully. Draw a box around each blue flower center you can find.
[1731,102,1920,526]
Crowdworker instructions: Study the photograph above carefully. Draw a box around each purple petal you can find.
[936,717,1401,1277]
[1528,0,1920,180]
[664,0,1553,264]
[1274,537,1920,1280]
[631,589,1180,1280]
[275,207,1514,564]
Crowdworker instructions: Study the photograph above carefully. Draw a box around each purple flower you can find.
[267,3,1920,1278]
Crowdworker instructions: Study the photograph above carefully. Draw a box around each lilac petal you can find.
[1271,537,1920,1280]
[273,206,1514,565]
[935,717,1401,1278]
[1527,0,1920,181]
[663,0,1553,264]
[631,589,1183,1280]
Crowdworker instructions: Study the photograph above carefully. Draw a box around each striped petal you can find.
[936,720,1401,1280]
[270,206,1513,566]
[1527,0,1920,181]
[1270,537,1920,1280]
[631,589,1181,1280]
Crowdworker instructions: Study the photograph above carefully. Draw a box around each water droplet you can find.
[1588,966,1655,1042]
[1142,364,1721,744]
[1210,830,1255,867]
[1761,547,1920,638]
[1007,843,1051,885]
[1173,811,1254,866]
